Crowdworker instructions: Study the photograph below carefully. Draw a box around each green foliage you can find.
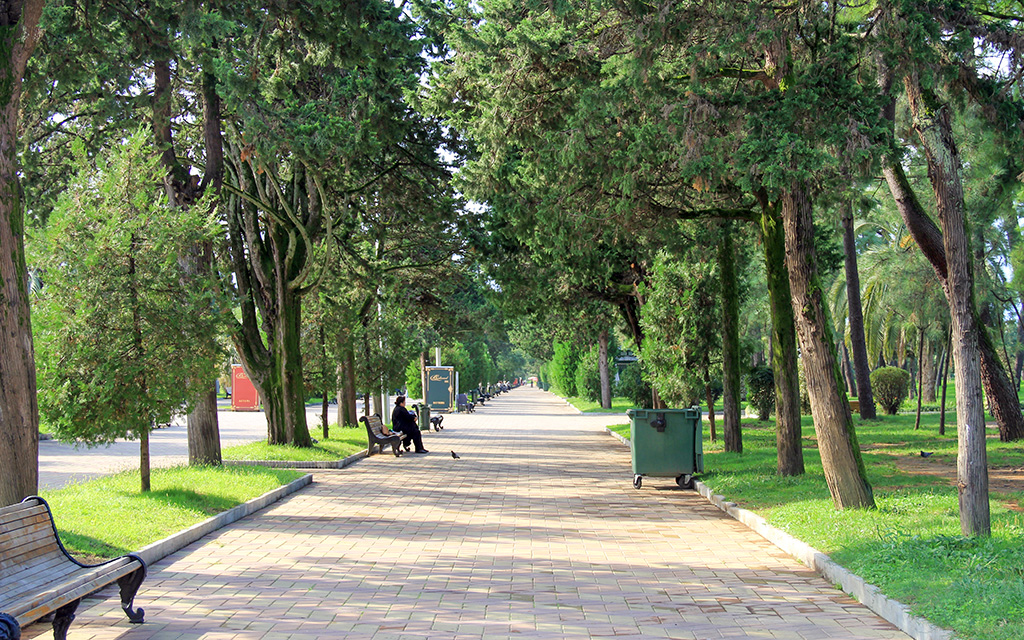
[871,366,912,415]
[465,339,496,388]
[549,340,582,396]
[32,131,225,446]
[747,366,775,420]
[615,363,652,408]
[405,359,422,399]
[639,249,720,406]
[574,344,602,402]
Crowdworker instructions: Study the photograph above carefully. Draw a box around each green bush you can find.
[871,366,911,415]
[746,365,775,420]
[616,363,652,407]
[549,341,582,396]
[575,345,602,402]
[405,359,422,399]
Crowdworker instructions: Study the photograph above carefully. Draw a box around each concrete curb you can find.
[224,449,368,470]
[134,473,313,567]
[604,428,955,640]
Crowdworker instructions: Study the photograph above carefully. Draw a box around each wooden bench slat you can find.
[0,554,79,597]
[0,498,147,636]
[2,558,140,623]
[0,526,61,563]
[0,548,71,583]
[0,504,50,529]
[0,517,51,545]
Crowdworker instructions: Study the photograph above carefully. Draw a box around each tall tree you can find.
[32,133,224,492]
[841,201,877,419]
[216,0,436,445]
[719,222,742,453]
[0,0,44,506]
[903,75,990,536]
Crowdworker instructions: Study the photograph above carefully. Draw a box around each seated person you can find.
[391,396,428,453]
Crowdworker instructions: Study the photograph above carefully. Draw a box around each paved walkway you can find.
[28,388,910,640]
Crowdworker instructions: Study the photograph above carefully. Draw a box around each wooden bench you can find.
[0,496,146,640]
[360,414,407,456]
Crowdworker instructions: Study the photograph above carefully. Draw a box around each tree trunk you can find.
[759,199,804,476]
[651,387,667,410]
[915,327,925,430]
[905,77,989,536]
[841,203,876,418]
[598,330,612,409]
[344,345,358,426]
[841,343,857,398]
[940,328,951,437]
[782,187,873,508]
[140,429,151,493]
[882,161,1024,442]
[245,291,311,447]
[719,222,742,453]
[156,55,224,465]
[320,326,329,440]
[335,363,344,420]
[706,383,717,442]
[922,338,937,403]
[420,350,429,403]
[0,0,43,507]
[187,386,221,466]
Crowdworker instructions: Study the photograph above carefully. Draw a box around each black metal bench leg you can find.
[51,599,80,640]
[0,612,20,640]
[117,565,146,623]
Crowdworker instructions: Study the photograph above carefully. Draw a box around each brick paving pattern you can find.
[27,387,910,639]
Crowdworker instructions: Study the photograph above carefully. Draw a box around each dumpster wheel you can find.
[676,474,694,489]
[633,475,642,489]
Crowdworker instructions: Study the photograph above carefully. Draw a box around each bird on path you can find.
[451,451,460,459]
[920,451,934,458]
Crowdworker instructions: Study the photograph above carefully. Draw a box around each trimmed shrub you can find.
[747,366,775,420]
[870,366,911,415]
[575,345,602,402]
[616,363,652,408]
[405,359,422,399]
[549,341,582,396]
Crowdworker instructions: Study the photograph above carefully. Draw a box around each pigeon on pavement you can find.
[451,451,460,459]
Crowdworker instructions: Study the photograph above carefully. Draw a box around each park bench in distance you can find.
[360,414,407,456]
[0,496,146,640]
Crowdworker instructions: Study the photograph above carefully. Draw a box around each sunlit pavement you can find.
[26,387,909,639]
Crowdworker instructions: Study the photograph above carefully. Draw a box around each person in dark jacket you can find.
[391,396,427,453]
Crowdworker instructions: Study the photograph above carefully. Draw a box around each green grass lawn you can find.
[561,395,634,413]
[41,465,304,560]
[605,412,1024,640]
[222,424,369,461]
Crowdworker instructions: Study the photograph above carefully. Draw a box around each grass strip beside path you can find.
[222,424,369,461]
[42,465,304,561]
[600,408,1024,640]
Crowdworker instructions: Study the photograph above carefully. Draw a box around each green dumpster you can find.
[627,408,703,489]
